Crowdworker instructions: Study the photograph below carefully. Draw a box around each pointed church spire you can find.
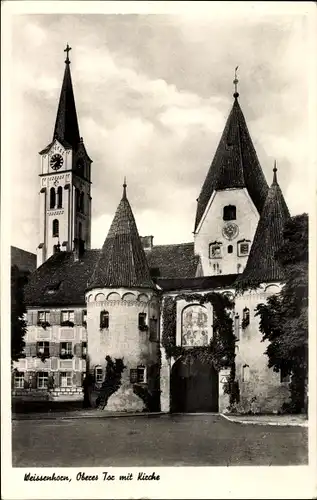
[53,44,80,149]
[88,185,155,290]
[194,86,269,232]
[235,165,290,290]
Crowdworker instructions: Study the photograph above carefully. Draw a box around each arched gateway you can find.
[170,356,219,413]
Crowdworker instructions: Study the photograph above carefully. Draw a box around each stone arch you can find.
[170,355,219,413]
[138,293,149,303]
[122,292,136,302]
[181,304,208,347]
[95,293,106,302]
[107,292,121,301]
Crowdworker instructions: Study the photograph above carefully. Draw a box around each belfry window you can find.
[57,186,63,208]
[138,313,148,331]
[50,188,56,209]
[52,219,59,237]
[228,245,233,254]
[100,310,109,329]
[223,205,236,221]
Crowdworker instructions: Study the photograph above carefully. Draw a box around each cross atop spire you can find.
[64,43,72,64]
[233,66,239,99]
[273,160,278,184]
[123,177,127,199]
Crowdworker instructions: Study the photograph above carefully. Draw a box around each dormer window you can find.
[237,239,251,257]
[223,205,236,221]
[209,242,222,259]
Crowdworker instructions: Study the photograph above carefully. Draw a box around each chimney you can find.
[140,235,154,251]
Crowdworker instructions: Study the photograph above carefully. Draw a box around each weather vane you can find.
[64,43,72,64]
[233,66,239,98]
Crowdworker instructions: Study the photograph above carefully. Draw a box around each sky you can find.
[7,6,315,254]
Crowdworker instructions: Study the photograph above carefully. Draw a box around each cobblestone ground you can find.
[12,414,308,467]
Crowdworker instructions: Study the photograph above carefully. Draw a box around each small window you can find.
[228,245,233,254]
[149,318,158,341]
[138,313,147,331]
[95,366,103,384]
[61,310,75,326]
[238,240,251,257]
[82,342,87,358]
[50,187,56,209]
[242,308,250,328]
[100,310,109,329]
[242,364,250,382]
[52,219,59,238]
[37,372,49,389]
[37,311,50,326]
[130,366,146,384]
[60,371,72,387]
[80,192,84,213]
[234,313,240,340]
[82,310,87,327]
[15,372,24,389]
[209,242,222,259]
[60,342,73,358]
[36,342,49,357]
[223,205,236,221]
[57,186,63,208]
[280,368,291,384]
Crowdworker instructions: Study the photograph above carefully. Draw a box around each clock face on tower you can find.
[50,154,64,171]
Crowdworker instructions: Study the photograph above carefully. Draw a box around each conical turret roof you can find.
[88,183,155,290]
[195,96,269,231]
[235,166,290,290]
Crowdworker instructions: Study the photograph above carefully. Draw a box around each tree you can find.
[255,214,308,413]
[11,265,28,362]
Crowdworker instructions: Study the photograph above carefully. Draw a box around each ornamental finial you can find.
[64,43,72,64]
[233,66,239,99]
[273,160,278,184]
[123,177,127,199]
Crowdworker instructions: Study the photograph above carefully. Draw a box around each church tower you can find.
[37,44,92,267]
[194,71,269,277]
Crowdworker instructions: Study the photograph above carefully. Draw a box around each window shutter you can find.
[27,311,33,326]
[72,372,77,385]
[24,343,31,357]
[53,371,60,388]
[74,343,81,357]
[74,310,82,325]
[30,371,37,389]
[30,342,37,357]
[50,311,60,325]
[75,372,82,388]
[32,311,38,325]
[24,371,30,389]
[49,342,59,357]
[11,371,15,390]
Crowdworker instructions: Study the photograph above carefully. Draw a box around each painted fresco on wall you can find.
[181,305,209,347]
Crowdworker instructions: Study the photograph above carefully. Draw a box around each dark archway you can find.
[170,356,219,413]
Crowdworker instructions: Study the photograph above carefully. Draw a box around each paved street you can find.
[12,414,307,467]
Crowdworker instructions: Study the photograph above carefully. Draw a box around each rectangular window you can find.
[137,365,146,383]
[95,367,103,384]
[238,241,250,257]
[130,366,146,384]
[37,341,50,357]
[60,371,72,387]
[82,310,87,326]
[149,318,158,341]
[138,313,147,330]
[82,342,87,358]
[37,311,50,325]
[37,372,49,389]
[130,369,138,384]
[209,243,222,259]
[15,372,24,389]
[61,310,75,325]
[60,342,73,358]
[280,368,291,384]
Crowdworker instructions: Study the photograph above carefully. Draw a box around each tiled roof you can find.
[195,97,269,231]
[146,243,200,279]
[24,250,100,306]
[87,186,155,290]
[53,60,80,150]
[11,246,36,273]
[157,274,238,292]
[235,168,290,289]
